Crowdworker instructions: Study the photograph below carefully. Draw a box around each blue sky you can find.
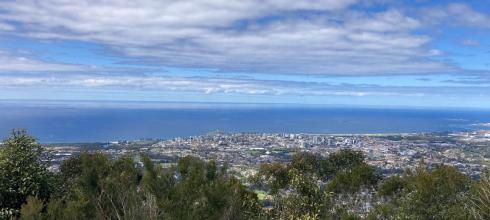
[0,0,489,108]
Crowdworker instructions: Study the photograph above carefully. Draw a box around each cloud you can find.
[0,49,165,75]
[446,3,490,28]
[461,39,480,46]
[420,3,490,28]
[0,72,487,99]
[442,76,490,85]
[0,22,14,31]
[0,0,458,75]
[0,50,85,72]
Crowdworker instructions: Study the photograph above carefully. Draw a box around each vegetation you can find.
[0,130,51,218]
[1,130,490,219]
[369,165,471,219]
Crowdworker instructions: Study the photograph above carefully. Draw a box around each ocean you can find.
[0,102,489,143]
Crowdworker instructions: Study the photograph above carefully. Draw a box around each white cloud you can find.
[420,3,490,28]
[0,0,457,75]
[446,3,490,28]
[0,50,85,72]
[0,73,486,99]
[0,22,14,31]
[346,10,421,32]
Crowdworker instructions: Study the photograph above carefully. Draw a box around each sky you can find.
[0,0,489,109]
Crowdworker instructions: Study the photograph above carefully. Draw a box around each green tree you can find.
[377,175,406,197]
[254,149,372,219]
[320,149,365,179]
[48,152,155,220]
[254,162,290,193]
[19,196,44,220]
[327,163,379,194]
[152,156,261,220]
[0,130,51,218]
[370,164,471,220]
[467,170,490,220]
[43,153,261,220]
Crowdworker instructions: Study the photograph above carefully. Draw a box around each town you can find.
[46,130,490,179]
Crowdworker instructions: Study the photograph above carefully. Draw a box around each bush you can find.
[0,130,51,218]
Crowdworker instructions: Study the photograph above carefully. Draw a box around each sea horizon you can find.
[2,99,490,111]
[1,100,489,143]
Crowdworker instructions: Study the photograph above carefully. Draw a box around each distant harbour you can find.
[0,102,489,143]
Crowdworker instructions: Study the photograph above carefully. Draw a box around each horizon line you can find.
[1,98,490,111]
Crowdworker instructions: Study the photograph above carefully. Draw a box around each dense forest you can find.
[1,130,490,220]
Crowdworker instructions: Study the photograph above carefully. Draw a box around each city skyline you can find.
[1,0,490,108]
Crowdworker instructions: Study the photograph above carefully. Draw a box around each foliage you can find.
[19,196,44,220]
[327,163,379,194]
[254,149,376,219]
[3,131,490,220]
[0,130,51,219]
[467,170,490,220]
[142,156,262,220]
[369,164,472,220]
[321,149,365,179]
[28,152,260,220]
[377,175,406,197]
[255,162,290,193]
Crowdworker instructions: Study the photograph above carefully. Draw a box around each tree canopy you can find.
[0,130,51,218]
[0,130,489,220]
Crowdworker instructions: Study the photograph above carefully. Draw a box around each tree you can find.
[19,196,44,220]
[47,152,156,220]
[320,149,365,179]
[377,175,406,197]
[468,170,490,220]
[153,156,262,220]
[370,164,471,219]
[254,162,290,193]
[0,130,51,218]
[42,153,261,220]
[254,149,373,219]
[327,163,379,194]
